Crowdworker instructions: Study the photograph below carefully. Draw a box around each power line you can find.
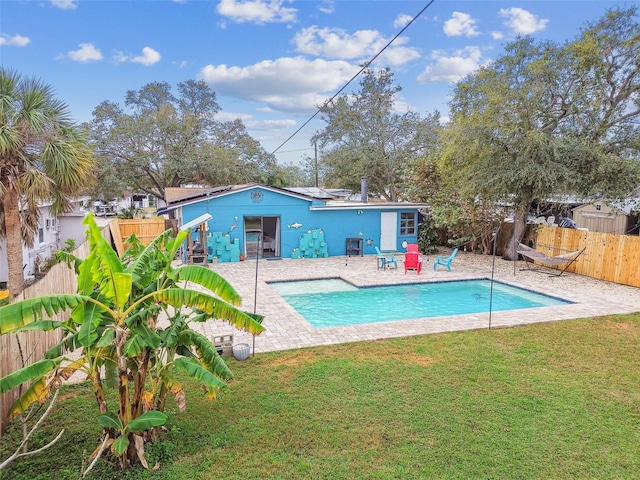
[271,0,437,156]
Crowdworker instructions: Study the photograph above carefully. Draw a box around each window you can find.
[400,212,416,235]
[38,226,44,244]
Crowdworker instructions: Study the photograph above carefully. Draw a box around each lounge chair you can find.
[433,248,458,271]
[516,243,585,276]
[404,252,422,274]
[375,247,398,270]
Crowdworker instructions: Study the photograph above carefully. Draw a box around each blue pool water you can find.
[268,278,570,328]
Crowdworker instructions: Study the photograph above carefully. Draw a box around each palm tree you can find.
[0,68,95,301]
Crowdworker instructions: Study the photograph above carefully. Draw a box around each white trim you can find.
[180,213,213,231]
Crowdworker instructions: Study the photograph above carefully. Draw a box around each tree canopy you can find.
[312,68,440,201]
[90,80,279,201]
[438,6,640,259]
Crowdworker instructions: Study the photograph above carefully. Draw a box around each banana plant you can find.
[0,214,265,469]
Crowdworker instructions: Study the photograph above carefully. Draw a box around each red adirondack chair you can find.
[404,252,422,274]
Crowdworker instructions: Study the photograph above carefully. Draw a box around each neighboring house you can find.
[0,196,95,287]
[572,201,640,235]
[93,193,156,216]
[159,183,429,262]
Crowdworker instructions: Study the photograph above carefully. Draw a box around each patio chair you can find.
[375,247,398,270]
[433,248,458,271]
[407,243,420,253]
[403,252,422,274]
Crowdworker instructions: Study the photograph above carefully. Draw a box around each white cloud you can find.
[113,47,161,66]
[318,0,334,14]
[393,14,413,30]
[491,31,505,40]
[131,47,161,65]
[293,26,419,66]
[246,118,298,130]
[62,43,103,62]
[216,0,297,24]
[417,46,487,83]
[51,0,76,10]
[198,56,359,114]
[499,8,548,35]
[443,12,480,37]
[0,33,30,47]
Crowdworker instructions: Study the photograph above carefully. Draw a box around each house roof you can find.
[160,183,430,212]
[283,187,347,199]
[312,200,429,211]
[572,199,640,216]
[164,185,235,204]
[162,184,319,210]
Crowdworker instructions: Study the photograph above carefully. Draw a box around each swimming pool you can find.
[268,278,571,328]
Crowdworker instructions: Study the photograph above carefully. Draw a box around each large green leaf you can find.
[83,214,126,302]
[180,330,233,380]
[174,357,227,398]
[96,327,116,347]
[159,314,186,348]
[123,334,145,357]
[112,271,133,313]
[97,411,123,431]
[131,323,161,349]
[0,358,62,394]
[112,435,129,456]
[126,229,175,279]
[173,265,242,305]
[0,294,86,334]
[7,376,49,418]
[127,411,168,432]
[6,320,63,332]
[77,309,99,348]
[77,251,98,296]
[153,289,265,335]
[165,229,189,261]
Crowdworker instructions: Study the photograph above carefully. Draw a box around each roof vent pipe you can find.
[361,177,368,203]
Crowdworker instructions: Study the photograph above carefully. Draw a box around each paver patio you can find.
[191,249,640,354]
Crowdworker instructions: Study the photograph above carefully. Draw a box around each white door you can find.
[380,212,397,251]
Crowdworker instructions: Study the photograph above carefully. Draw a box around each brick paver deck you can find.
[191,250,640,355]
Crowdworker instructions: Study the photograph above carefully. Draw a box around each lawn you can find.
[2,314,639,479]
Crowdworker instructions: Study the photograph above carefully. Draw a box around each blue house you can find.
[160,184,428,262]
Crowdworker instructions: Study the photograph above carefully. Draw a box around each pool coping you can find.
[267,277,574,329]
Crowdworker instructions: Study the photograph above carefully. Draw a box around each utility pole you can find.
[314,142,319,187]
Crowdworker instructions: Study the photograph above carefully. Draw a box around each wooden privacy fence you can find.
[0,227,111,437]
[109,217,168,256]
[532,226,640,287]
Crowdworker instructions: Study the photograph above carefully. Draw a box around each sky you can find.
[1,0,631,167]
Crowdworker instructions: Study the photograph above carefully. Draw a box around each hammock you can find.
[517,243,585,276]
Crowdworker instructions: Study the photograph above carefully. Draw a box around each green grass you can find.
[2,314,640,479]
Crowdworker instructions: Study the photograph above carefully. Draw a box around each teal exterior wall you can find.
[180,186,420,260]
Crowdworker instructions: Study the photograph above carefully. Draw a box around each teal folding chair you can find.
[433,248,458,271]
[375,247,398,270]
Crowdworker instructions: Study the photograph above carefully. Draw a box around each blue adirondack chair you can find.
[375,247,398,270]
[433,248,459,271]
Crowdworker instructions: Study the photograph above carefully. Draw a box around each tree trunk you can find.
[502,205,528,261]
[3,192,25,302]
